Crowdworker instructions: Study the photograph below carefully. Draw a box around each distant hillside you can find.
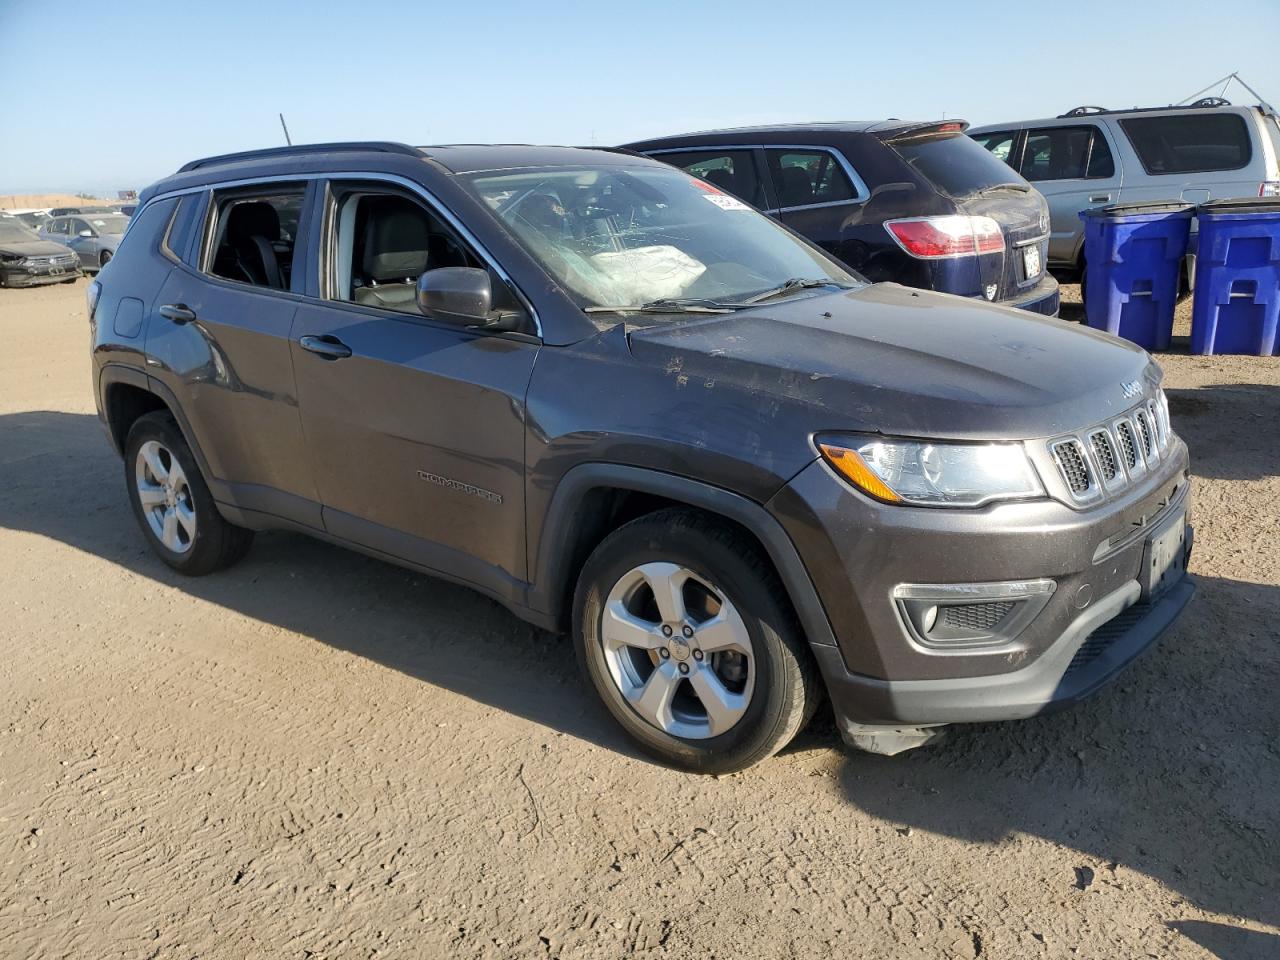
[0,193,121,212]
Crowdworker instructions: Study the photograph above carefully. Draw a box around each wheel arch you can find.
[528,463,837,649]
[99,367,218,488]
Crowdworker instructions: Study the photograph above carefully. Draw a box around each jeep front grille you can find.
[1135,410,1155,458]
[1089,430,1119,482]
[1048,398,1172,503]
[1115,420,1139,471]
[1051,440,1092,494]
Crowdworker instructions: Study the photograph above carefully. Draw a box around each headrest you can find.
[363,197,431,281]
[778,166,813,206]
[226,201,280,243]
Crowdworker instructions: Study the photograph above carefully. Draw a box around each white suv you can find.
[969,101,1280,280]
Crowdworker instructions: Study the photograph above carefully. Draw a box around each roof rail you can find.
[1056,100,1236,119]
[178,141,422,173]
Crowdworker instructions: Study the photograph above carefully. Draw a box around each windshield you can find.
[0,220,39,243]
[462,164,857,311]
[893,133,1031,198]
[85,215,129,235]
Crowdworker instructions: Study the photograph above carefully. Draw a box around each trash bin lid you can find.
[1197,197,1280,216]
[1080,200,1196,219]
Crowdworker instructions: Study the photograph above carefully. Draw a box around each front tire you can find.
[99,250,112,268]
[124,411,253,575]
[574,508,817,773]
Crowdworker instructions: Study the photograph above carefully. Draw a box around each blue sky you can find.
[1,0,1277,194]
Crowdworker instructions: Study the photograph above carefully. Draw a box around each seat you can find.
[218,202,283,288]
[353,197,432,310]
[777,166,814,207]
[704,168,737,194]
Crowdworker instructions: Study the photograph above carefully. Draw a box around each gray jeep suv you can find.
[90,142,1194,772]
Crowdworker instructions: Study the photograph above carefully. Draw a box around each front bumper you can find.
[770,438,1193,730]
[1,262,82,287]
[812,571,1193,729]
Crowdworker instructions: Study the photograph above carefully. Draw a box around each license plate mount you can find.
[1140,511,1187,601]
[1022,244,1042,281]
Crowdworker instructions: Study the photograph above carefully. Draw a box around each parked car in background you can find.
[90,141,1192,771]
[13,210,51,229]
[969,100,1280,282]
[48,206,84,217]
[0,217,81,287]
[40,212,129,272]
[623,121,1059,316]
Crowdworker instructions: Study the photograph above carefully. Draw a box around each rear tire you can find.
[124,411,253,575]
[99,250,112,268]
[573,508,817,773]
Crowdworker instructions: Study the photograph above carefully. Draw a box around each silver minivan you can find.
[969,101,1280,281]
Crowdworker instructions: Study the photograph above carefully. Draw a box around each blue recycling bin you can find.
[1080,201,1194,350]
[1190,198,1280,356]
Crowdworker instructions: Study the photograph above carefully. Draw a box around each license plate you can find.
[1141,511,1187,601]
[1022,244,1042,280]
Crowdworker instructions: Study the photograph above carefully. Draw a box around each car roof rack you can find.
[1056,99,1234,119]
[178,141,422,173]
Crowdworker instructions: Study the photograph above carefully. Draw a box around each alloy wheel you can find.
[599,562,754,739]
[134,440,196,554]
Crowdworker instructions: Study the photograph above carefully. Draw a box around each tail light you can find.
[884,215,1006,259]
[86,279,102,322]
[1260,181,1280,197]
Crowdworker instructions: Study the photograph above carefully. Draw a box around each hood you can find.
[0,238,75,258]
[625,283,1155,441]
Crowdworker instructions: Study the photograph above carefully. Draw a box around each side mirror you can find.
[78,229,94,238]
[416,266,494,327]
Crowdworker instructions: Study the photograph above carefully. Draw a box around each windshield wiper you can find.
[584,297,738,315]
[732,278,842,306]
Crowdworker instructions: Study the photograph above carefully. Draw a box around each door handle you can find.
[158,303,196,325]
[1089,194,1112,203]
[299,334,352,360]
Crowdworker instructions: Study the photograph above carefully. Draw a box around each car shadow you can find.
[1169,920,1280,960]
[808,568,1280,931]
[0,409,642,762]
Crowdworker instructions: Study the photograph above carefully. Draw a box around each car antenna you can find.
[1178,71,1276,115]
[279,112,293,146]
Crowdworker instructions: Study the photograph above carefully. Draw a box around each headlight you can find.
[818,436,1044,507]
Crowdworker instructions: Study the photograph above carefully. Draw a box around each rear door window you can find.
[1119,113,1252,174]
[764,149,860,208]
[1086,129,1115,177]
[162,193,206,264]
[971,129,1020,166]
[205,188,306,290]
[891,133,1029,198]
[658,150,767,208]
[1021,126,1111,181]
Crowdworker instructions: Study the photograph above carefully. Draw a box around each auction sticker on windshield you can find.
[704,194,750,211]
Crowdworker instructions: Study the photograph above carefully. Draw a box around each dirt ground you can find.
[1,280,1277,960]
